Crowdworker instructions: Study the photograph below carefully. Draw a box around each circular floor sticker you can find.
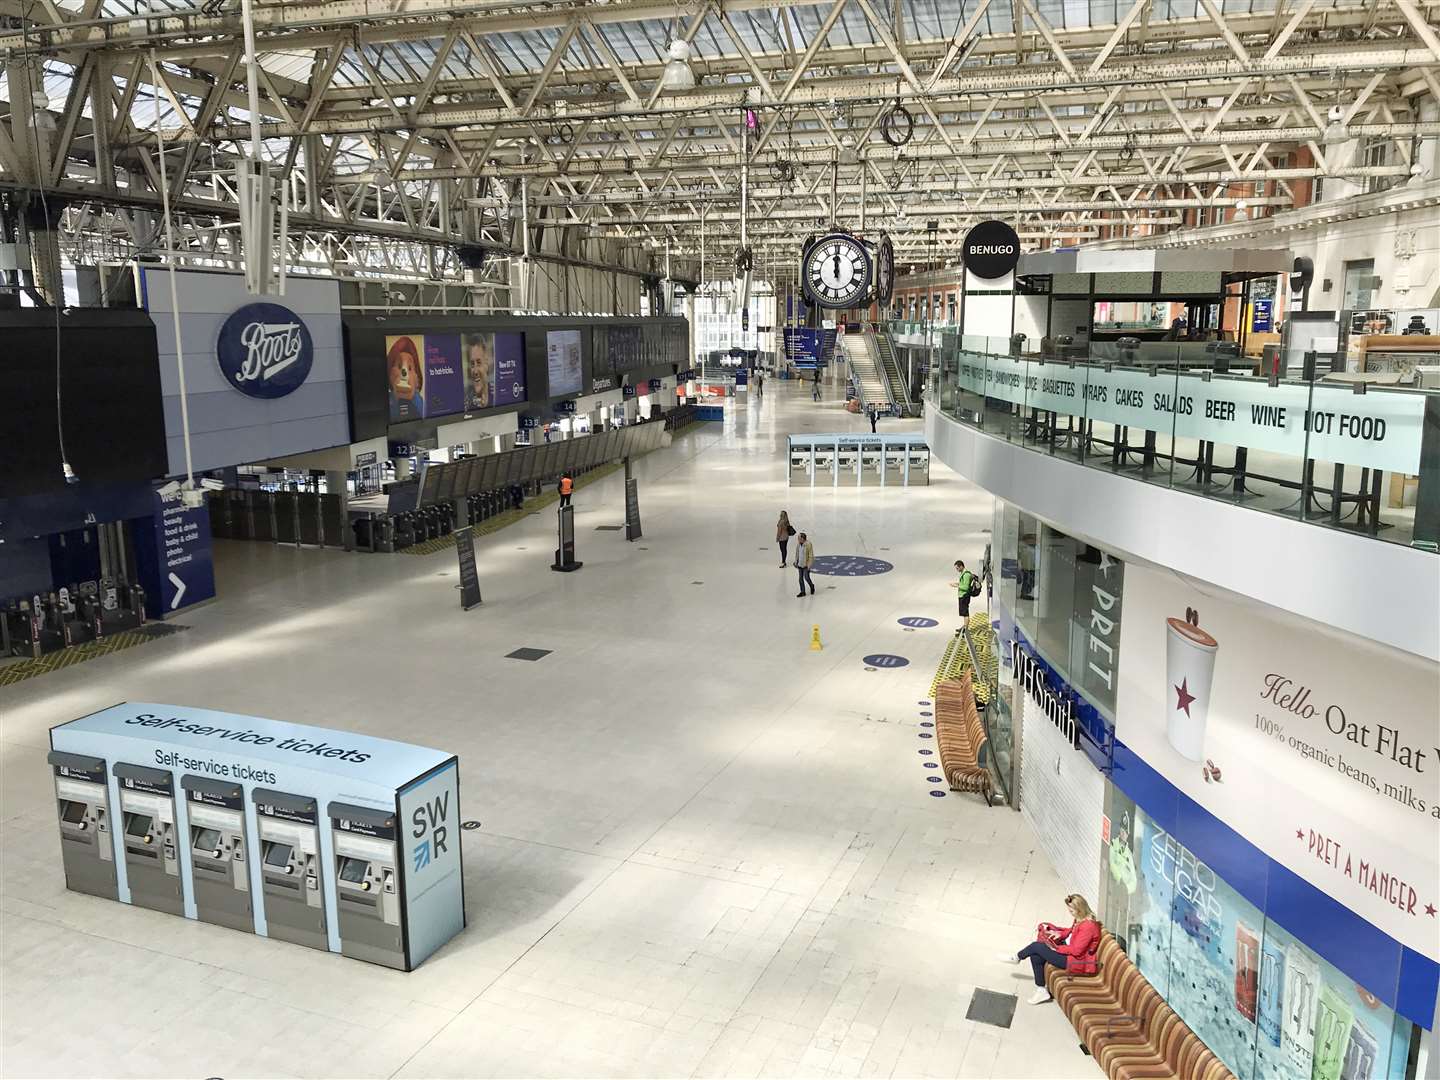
[863,654,910,668]
[812,556,894,577]
[929,790,947,798]
[898,617,939,628]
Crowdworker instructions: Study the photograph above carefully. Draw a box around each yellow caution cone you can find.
[810,624,823,651]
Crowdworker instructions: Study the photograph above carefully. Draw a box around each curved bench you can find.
[934,672,994,804]
[1046,932,1235,1080]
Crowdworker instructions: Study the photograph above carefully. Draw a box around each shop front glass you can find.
[1100,783,1417,1080]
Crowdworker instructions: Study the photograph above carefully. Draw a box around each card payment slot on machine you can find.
[181,775,252,933]
[252,788,327,951]
[113,762,184,915]
[46,750,118,901]
[328,801,404,969]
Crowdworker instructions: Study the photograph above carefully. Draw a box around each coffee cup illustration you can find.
[1165,607,1218,762]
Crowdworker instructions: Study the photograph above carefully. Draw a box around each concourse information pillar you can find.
[551,505,582,572]
[624,456,642,542]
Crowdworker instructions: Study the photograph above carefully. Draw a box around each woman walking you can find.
[999,894,1101,1005]
[776,511,795,567]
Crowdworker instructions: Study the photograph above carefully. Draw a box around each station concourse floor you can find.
[0,379,1100,1080]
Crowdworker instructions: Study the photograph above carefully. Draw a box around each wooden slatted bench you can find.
[934,672,994,804]
[1047,931,1235,1080]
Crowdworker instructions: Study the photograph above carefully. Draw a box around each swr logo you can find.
[411,791,450,872]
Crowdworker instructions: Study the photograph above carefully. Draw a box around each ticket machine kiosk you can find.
[834,441,860,486]
[114,762,184,915]
[182,776,252,933]
[882,444,905,486]
[47,751,117,900]
[328,802,404,969]
[789,444,811,485]
[253,788,327,951]
[859,442,882,487]
[812,441,834,485]
[908,444,930,485]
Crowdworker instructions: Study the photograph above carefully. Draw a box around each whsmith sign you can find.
[956,352,1426,474]
[216,302,315,399]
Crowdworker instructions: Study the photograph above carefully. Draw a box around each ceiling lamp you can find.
[661,40,696,91]
[1322,105,1348,146]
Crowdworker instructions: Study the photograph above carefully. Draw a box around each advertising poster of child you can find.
[422,334,464,417]
[386,335,425,421]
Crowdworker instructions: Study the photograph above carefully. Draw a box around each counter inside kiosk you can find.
[253,788,328,951]
[48,703,464,971]
[47,750,117,901]
[182,775,251,932]
[114,762,184,915]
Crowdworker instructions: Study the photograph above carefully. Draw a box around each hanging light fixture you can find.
[661,39,696,91]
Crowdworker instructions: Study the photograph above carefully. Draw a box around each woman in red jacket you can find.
[999,894,1101,1005]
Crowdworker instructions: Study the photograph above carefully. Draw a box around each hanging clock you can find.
[801,231,873,309]
[875,233,895,305]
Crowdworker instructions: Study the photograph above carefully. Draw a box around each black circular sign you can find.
[961,220,1021,279]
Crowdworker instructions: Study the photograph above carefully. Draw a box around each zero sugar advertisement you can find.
[1114,562,1439,964]
[1101,788,1412,1080]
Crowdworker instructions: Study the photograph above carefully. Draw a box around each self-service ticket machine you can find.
[834,442,859,487]
[253,788,327,951]
[859,443,882,487]
[328,802,404,969]
[789,444,812,486]
[49,702,465,970]
[908,444,930,485]
[47,750,117,900]
[114,762,184,915]
[182,776,252,933]
[882,444,905,486]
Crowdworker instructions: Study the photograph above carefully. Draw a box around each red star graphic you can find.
[1426,904,1436,917]
[1175,678,1196,716]
[1296,829,1304,840]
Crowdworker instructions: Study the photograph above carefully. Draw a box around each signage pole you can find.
[454,527,482,610]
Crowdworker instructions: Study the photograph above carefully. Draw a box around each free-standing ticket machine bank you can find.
[47,703,465,971]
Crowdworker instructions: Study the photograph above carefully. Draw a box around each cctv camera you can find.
[199,477,225,491]
[1328,105,1344,122]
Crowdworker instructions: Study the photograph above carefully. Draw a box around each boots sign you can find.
[961,220,1021,279]
[216,302,315,399]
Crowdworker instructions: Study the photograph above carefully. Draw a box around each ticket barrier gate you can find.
[253,788,328,951]
[883,446,905,485]
[47,751,117,900]
[392,512,417,550]
[859,447,882,487]
[182,776,252,933]
[329,802,404,969]
[114,762,184,915]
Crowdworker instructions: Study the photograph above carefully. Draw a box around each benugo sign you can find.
[955,353,1426,474]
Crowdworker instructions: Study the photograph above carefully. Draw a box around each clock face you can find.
[802,233,873,309]
[876,234,895,304]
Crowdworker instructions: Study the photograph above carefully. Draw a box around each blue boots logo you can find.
[216,302,314,399]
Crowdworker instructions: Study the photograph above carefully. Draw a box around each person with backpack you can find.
[954,559,979,625]
[776,511,794,567]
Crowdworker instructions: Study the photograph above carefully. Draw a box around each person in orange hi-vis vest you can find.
[558,472,574,508]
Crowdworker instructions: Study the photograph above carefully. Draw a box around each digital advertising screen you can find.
[386,331,526,422]
[464,331,527,411]
[546,329,584,397]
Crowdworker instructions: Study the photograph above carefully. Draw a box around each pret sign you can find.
[215,302,315,399]
[961,220,1021,279]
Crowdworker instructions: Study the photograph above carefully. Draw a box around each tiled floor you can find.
[0,380,1100,1079]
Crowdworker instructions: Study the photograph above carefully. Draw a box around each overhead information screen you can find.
[546,330,583,396]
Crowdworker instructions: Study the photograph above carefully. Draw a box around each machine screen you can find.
[263,842,293,868]
[60,800,87,824]
[338,857,369,884]
[124,813,153,838]
[192,827,221,851]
